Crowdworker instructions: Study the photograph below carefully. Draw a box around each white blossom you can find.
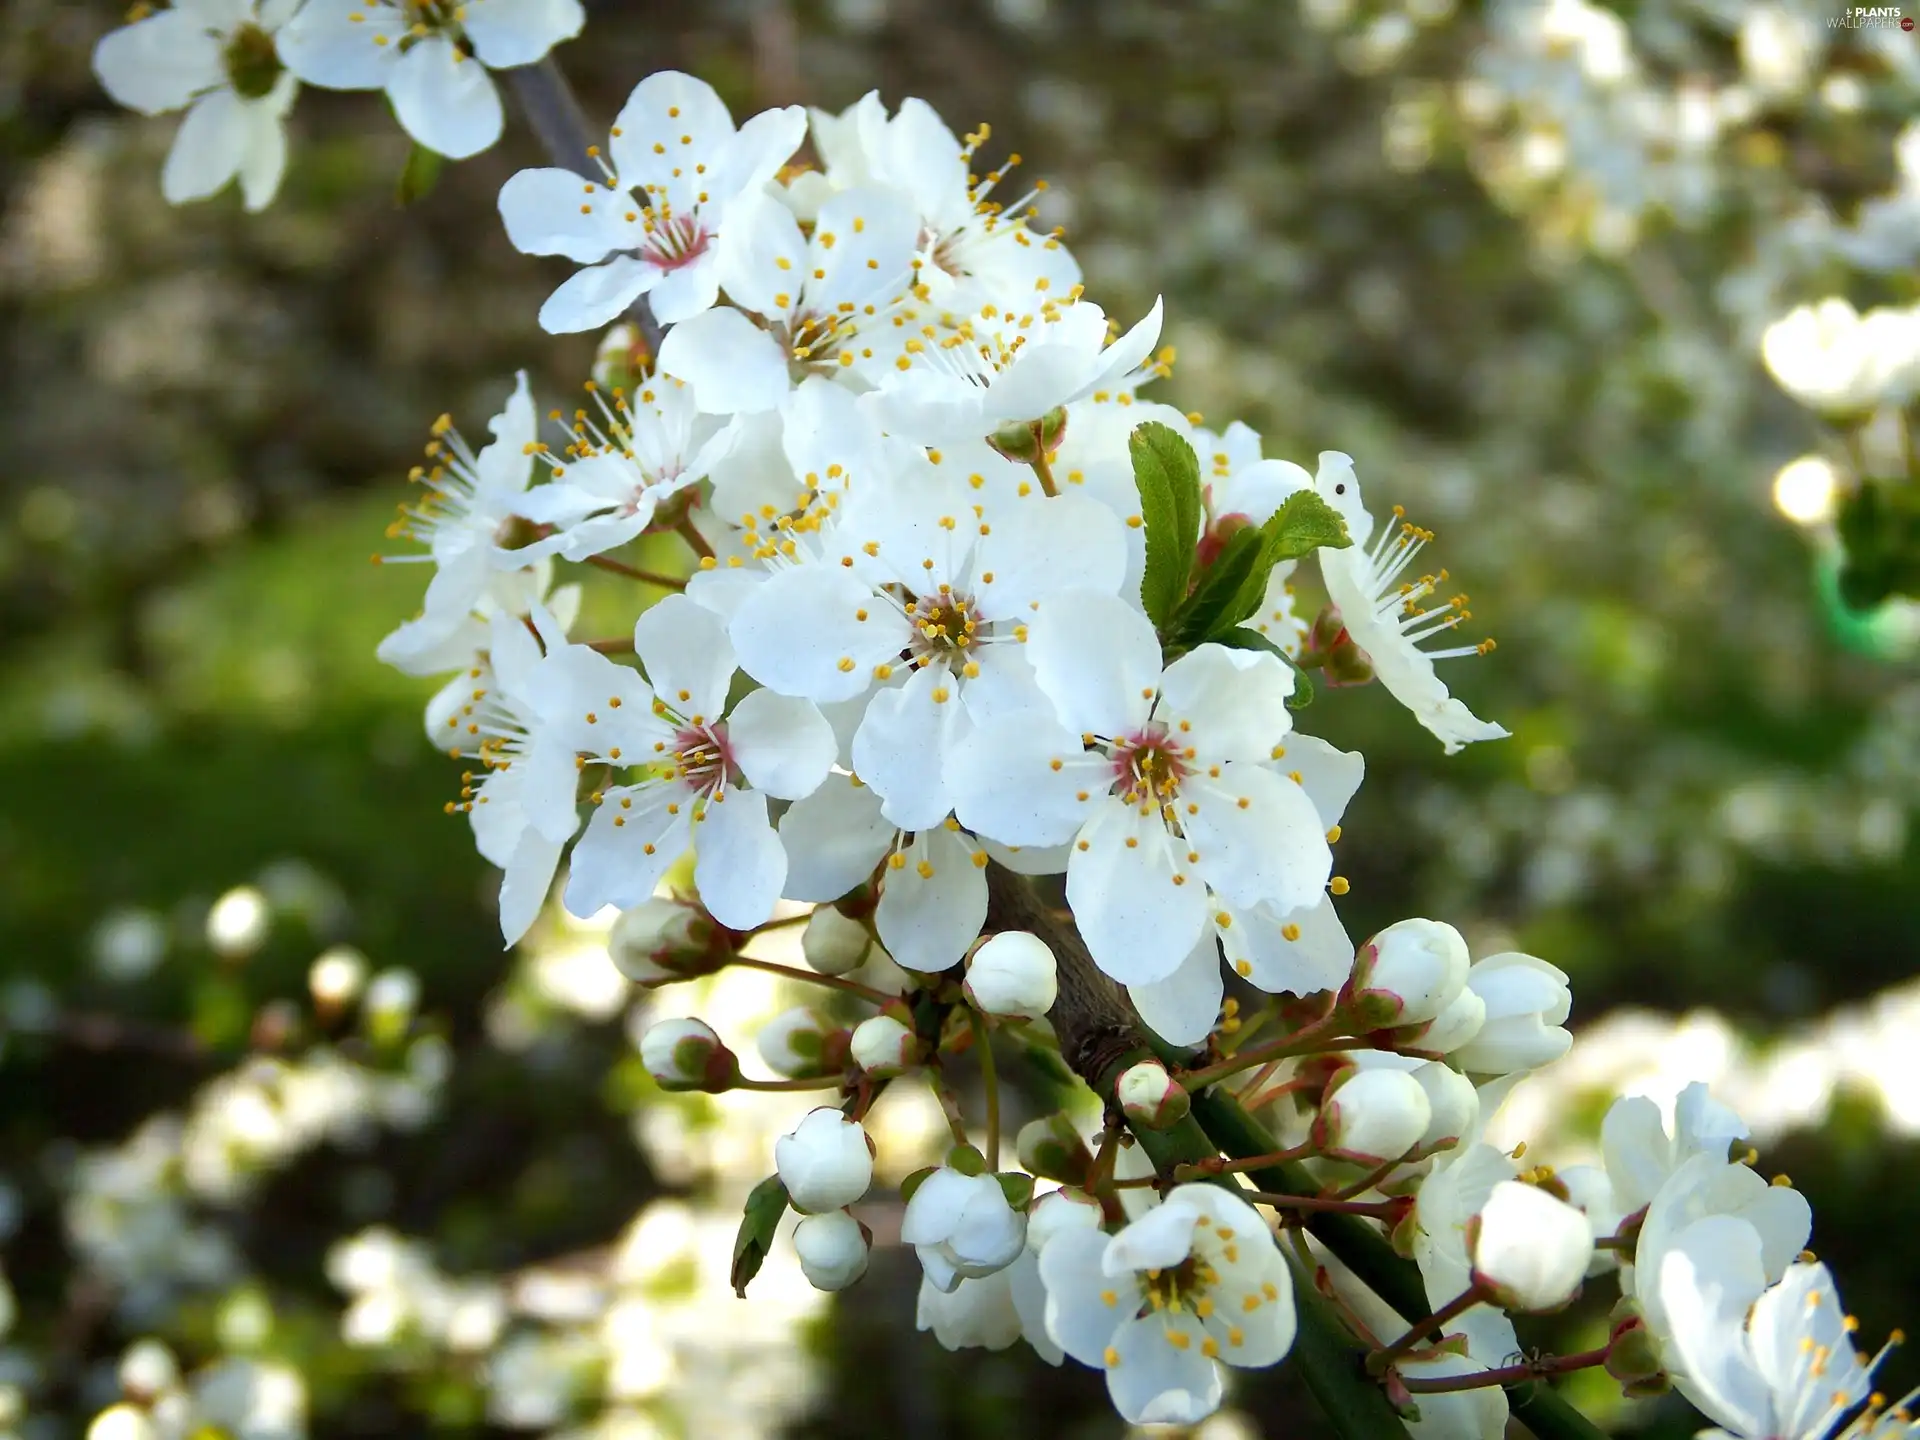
[964,931,1057,1020]
[1470,1180,1593,1311]
[793,1211,871,1292]
[1447,952,1573,1075]
[1318,1067,1433,1165]
[774,1109,873,1214]
[901,1167,1027,1292]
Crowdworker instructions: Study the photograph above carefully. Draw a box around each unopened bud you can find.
[1604,1311,1667,1394]
[1025,1187,1103,1255]
[1118,1060,1191,1130]
[1395,984,1485,1056]
[610,897,731,985]
[1308,604,1349,656]
[985,406,1069,464]
[1016,1112,1094,1186]
[1321,635,1376,687]
[775,1108,874,1214]
[964,931,1057,1020]
[640,1017,738,1093]
[1345,919,1470,1029]
[756,1005,847,1079]
[849,1013,919,1076]
[1469,1181,1593,1312]
[802,906,873,976]
[1407,1061,1478,1154]
[1315,1067,1432,1164]
[1448,953,1573,1076]
[792,1210,871,1292]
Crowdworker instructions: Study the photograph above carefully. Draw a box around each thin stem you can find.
[1180,1030,1360,1090]
[1332,1152,1416,1201]
[1029,452,1059,497]
[1400,1345,1613,1394]
[1173,1145,1313,1181]
[728,955,892,1005]
[503,59,662,354]
[927,1071,971,1147]
[732,1075,847,1092]
[675,517,715,561]
[1243,1191,1401,1219]
[969,1008,1001,1170]
[1368,1286,1485,1374]
[586,636,636,654]
[583,554,687,589]
[744,912,811,936]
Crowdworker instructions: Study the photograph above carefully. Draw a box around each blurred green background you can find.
[1,0,1917,1435]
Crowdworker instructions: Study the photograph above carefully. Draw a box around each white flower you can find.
[1346,918,1472,1027]
[1025,1187,1103,1254]
[1317,1067,1432,1165]
[376,373,544,674]
[498,70,805,332]
[729,473,1127,833]
[802,905,874,975]
[849,1014,917,1075]
[659,185,922,413]
[1447,952,1572,1075]
[793,1211,871,1292]
[1658,1252,1884,1440]
[917,1252,1063,1364]
[1470,1181,1593,1311]
[901,1167,1028,1292]
[92,0,300,212]
[802,94,1082,312]
[1312,453,1510,755]
[564,594,837,930]
[863,296,1166,448]
[951,594,1331,991]
[965,932,1057,1019]
[429,607,656,945]
[774,1108,873,1214]
[1410,1143,1523,1377]
[1602,1081,1751,1216]
[1039,1184,1295,1426]
[279,0,584,160]
[511,373,738,562]
[1761,300,1920,417]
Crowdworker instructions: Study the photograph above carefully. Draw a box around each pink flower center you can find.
[641,213,712,272]
[1112,726,1188,807]
[673,723,735,792]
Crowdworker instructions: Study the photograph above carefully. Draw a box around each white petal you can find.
[162,90,246,204]
[645,254,722,325]
[726,688,837,800]
[729,565,903,703]
[948,715,1103,848]
[1005,1252,1065,1366]
[713,190,809,320]
[693,788,786,928]
[900,1168,976,1244]
[634,593,736,721]
[1184,768,1331,913]
[852,665,966,832]
[973,491,1128,620]
[460,0,584,67]
[564,787,686,915]
[278,0,401,89]
[537,255,653,335]
[1038,1228,1120,1367]
[1273,732,1365,828]
[777,774,895,901]
[1104,1203,1200,1274]
[1656,1216,1773,1437]
[656,306,791,414]
[498,166,630,262]
[1154,644,1294,762]
[498,827,564,946]
[1107,1313,1222,1426]
[875,828,988,973]
[94,11,222,114]
[608,70,737,202]
[713,103,810,204]
[1067,801,1207,986]
[388,38,502,161]
[1219,895,1352,996]
[1091,297,1166,391]
[1026,591,1161,738]
[1128,935,1224,1047]
[235,98,290,212]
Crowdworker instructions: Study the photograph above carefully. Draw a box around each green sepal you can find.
[995,1171,1036,1211]
[1165,525,1268,653]
[1214,627,1316,709]
[1130,421,1202,625]
[899,1165,939,1205]
[729,1174,791,1297]
[946,1143,988,1177]
[395,143,444,207]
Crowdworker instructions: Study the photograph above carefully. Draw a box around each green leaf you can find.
[1262,488,1352,562]
[1130,422,1202,625]
[1214,627,1315,709]
[1165,525,1268,652]
[730,1174,791,1298]
[395,143,444,206]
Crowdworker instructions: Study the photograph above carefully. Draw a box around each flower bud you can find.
[1315,1067,1432,1165]
[1321,635,1376,687]
[964,932,1057,1020]
[1344,919,1470,1028]
[1408,1061,1479,1154]
[900,1166,1027,1292]
[640,1017,738,1093]
[609,897,730,985]
[775,1108,874,1214]
[1401,985,1486,1055]
[792,1210,871,1292]
[802,907,873,976]
[1448,953,1572,1076]
[1117,1060,1191,1130]
[985,406,1068,463]
[1025,1187,1103,1255]
[1015,1112,1094,1186]
[756,1005,847,1079]
[1469,1180,1593,1312]
[1604,1309,1668,1396]
[849,1013,919,1076]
